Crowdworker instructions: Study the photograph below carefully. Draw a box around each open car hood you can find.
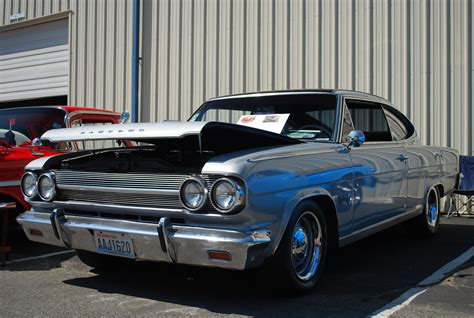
[41,120,301,148]
[41,121,209,142]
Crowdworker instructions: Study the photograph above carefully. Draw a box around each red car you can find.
[0,106,122,214]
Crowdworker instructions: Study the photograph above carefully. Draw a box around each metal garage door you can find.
[0,19,68,102]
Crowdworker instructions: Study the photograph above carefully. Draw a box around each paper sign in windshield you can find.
[237,114,290,134]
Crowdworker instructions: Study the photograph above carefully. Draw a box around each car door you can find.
[344,100,407,233]
[382,105,420,212]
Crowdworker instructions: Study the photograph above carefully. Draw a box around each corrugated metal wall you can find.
[0,0,133,113]
[141,0,473,156]
[1,0,473,155]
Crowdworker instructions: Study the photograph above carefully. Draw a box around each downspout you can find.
[131,0,140,123]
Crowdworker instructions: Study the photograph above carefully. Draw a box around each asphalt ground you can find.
[1,216,473,317]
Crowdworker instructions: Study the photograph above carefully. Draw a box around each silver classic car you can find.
[17,90,458,292]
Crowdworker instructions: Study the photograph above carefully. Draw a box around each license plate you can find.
[93,230,135,259]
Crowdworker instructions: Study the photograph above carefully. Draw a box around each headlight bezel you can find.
[21,171,38,198]
[179,176,208,211]
[210,177,245,214]
[37,172,57,202]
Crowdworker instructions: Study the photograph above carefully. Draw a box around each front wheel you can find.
[268,201,328,293]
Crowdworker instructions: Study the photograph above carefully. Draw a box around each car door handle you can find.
[396,154,408,161]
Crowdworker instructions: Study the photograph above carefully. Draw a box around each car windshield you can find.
[190,93,338,141]
[0,108,66,147]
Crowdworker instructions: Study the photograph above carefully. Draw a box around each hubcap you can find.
[292,227,308,256]
[290,211,322,281]
[426,189,439,228]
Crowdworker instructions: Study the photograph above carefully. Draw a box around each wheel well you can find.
[0,193,17,204]
[307,195,339,249]
[434,184,445,197]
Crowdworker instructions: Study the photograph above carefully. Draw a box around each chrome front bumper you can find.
[17,210,272,270]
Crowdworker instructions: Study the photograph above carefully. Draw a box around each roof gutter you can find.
[131,0,140,122]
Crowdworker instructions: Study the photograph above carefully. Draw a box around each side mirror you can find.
[347,130,365,149]
[31,138,44,156]
[32,138,43,147]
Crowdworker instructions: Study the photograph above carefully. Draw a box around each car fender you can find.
[270,187,338,254]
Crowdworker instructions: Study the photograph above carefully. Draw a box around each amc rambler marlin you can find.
[17,90,458,292]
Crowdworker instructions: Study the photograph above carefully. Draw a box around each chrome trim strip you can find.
[0,202,16,209]
[65,110,121,128]
[57,184,179,195]
[248,147,339,162]
[33,200,183,215]
[0,180,21,187]
[208,90,336,101]
[339,205,423,246]
[334,93,343,143]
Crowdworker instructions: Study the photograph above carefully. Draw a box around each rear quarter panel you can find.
[402,138,459,210]
[439,147,459,194]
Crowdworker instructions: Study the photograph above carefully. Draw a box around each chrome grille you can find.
[58,189,182,208]
[54,170,221,212]
[55,170,188,190]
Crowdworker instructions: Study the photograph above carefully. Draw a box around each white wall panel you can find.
[0,18,68,101]
[0,0,133,114]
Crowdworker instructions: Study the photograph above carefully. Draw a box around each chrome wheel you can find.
[426,189,439,228]
[290,211,322,281]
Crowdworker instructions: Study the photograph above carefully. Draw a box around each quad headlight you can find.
[37,172,56,201]
[21,172,38,198]
[179,177,208,211]
[210,178,245,213]
[179,176,246,214]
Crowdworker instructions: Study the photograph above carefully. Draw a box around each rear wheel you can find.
[75,250,134,271]
[405,187,440,237]
[268,201,328,293]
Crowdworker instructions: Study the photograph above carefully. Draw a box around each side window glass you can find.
[346,101,393,142]
[341,103,355,142]
[383,107,408,141]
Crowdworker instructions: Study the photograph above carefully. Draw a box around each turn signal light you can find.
[208,250,232,262]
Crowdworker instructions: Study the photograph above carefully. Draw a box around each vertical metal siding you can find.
[141,0,473,155]
[70,0,132,113]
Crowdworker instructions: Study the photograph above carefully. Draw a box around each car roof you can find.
[208,89,392,106]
